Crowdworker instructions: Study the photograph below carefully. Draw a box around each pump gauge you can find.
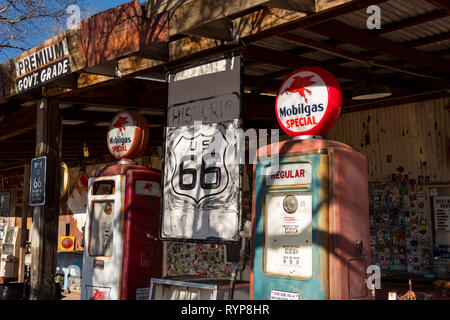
[104,203,113,215]
[283,195,298,214]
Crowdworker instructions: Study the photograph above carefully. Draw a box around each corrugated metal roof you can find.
[325,97,450,182]
[245,63,286,76]
[337,0,437,28]
[252,36,300,52]
[335,0,450,52]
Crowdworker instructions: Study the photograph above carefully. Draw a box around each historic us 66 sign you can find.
[161,55,242,244]
[275,66,342,137]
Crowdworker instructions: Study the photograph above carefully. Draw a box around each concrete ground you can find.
[60,291,81,300]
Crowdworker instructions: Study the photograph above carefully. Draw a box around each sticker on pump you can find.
[265,163,312,186]
[270,290,300,300]
[275,66,342,137]
[135,180,161,197]
[85,285,111,300]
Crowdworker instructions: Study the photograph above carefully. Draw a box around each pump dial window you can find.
[283,195,298,214]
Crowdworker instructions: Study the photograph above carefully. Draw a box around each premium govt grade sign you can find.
[275,66,342,137]
[15,38,72,93]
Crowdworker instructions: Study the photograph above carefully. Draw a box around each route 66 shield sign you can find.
[170,131,230,205]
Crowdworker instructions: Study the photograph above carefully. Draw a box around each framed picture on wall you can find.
[0,192,10,217]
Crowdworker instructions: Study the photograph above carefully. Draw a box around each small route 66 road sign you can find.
[29,157,46,206]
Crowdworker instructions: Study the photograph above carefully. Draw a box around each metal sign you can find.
[29,157,47,206]
[433,196,450,231]
[15,38,71,93]
[275,66,342,137]
[161,55,242,243]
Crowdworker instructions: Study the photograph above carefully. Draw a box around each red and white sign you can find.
[68,173,89,214]
[107,110,149,160]
[275,66,342,137]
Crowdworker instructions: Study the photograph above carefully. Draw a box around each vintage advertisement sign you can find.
[29,157,47,206]
[15,38,71,93]
[275,66,342,137]
[161,55,242,243]
[433,196,450,231]
[107,110,149,160]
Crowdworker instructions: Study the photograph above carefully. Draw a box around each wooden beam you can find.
[242,45,424,92]
[168,0,271,38]
[169,0,388,63]
[307,20,450,74]
[183,18,235,41]
[374,10,450,35]
[61,108,165,125]
[29,98,61,300]
[277,33,441,79]
[56,80,166,111]
[267,0,316,13]
[426,0,450,10]
[0,105,36,141]
[403,31,450,48]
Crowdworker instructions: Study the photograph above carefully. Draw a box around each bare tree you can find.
[0,0,96,59]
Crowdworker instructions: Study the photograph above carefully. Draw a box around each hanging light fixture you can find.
[83,142,89,158]
[352,67,392,100]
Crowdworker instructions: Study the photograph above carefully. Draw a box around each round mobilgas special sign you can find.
[275,66,342,137]
[107,110,149,160]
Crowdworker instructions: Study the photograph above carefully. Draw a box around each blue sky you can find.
[89,0,131,12]
[0,0,133,62]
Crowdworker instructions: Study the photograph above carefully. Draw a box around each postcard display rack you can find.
[369,180,433,276]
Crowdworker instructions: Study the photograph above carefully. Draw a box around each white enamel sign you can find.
[162,56,242,243]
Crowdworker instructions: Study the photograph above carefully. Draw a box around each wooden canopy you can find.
[0,0,448,166]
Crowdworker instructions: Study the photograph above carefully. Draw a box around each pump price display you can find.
[264,192,312,278]
[29,157,47,206]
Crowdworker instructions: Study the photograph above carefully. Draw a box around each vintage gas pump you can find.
[0,226,21,278]
[81,110,162,300]
[250,67,370,300]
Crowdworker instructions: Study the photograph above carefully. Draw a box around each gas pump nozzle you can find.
[228,221,252,300]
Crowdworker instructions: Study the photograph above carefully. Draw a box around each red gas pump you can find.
[81,110,162,300]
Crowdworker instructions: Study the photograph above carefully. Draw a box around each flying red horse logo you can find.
[113,116,128,135]
[281,75,316,103]
[91,289,108,300]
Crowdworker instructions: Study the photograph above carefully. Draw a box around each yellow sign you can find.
[59,236,75,251]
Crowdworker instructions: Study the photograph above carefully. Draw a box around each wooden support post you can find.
[29,98,62,300]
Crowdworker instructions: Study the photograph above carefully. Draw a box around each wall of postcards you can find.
[165,242,232,278]
[369,181,433,275]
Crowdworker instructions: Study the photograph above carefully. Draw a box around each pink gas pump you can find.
[250,67,371,300]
